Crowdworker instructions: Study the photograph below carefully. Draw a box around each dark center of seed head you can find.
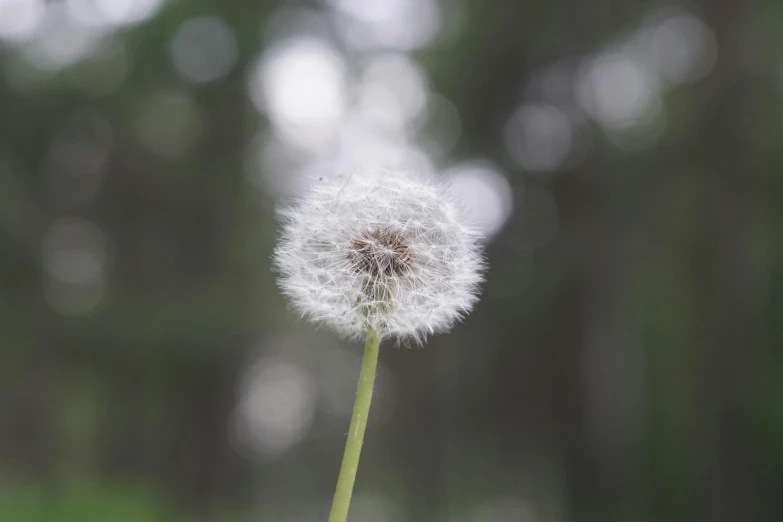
[349,227,412,278]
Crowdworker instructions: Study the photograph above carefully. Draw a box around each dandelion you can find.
[274,167,484,343]
[273,167,485,522]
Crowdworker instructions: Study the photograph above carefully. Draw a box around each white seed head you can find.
[273,167,485,343]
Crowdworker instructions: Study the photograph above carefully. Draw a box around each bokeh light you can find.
[170,16,238,84]
[647,10,717,84]
[233,359,317,457]
[20,3,106,71]
[329,0,441,50]
[41,217,108,316]
[245,131,309,197]
[443,162,513,239]
[576,52,662,131]
[504,104,574,174]
[0,0,45,43]
[357,53,429,132]
[419,92,462,159]
[67,0,165,28]
[330,119,434,172]
[249,37,347,150]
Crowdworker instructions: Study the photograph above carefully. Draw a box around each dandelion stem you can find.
[327,332,381,522]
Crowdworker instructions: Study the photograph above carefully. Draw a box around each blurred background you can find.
[0,0,780,521]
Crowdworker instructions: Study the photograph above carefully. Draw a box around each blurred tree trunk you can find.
[693,1,758,520]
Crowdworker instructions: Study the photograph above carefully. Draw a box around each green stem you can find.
[327,332,381,522]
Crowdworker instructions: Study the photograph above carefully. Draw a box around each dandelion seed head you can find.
[273,167,485,343]
[349,227,412,278]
